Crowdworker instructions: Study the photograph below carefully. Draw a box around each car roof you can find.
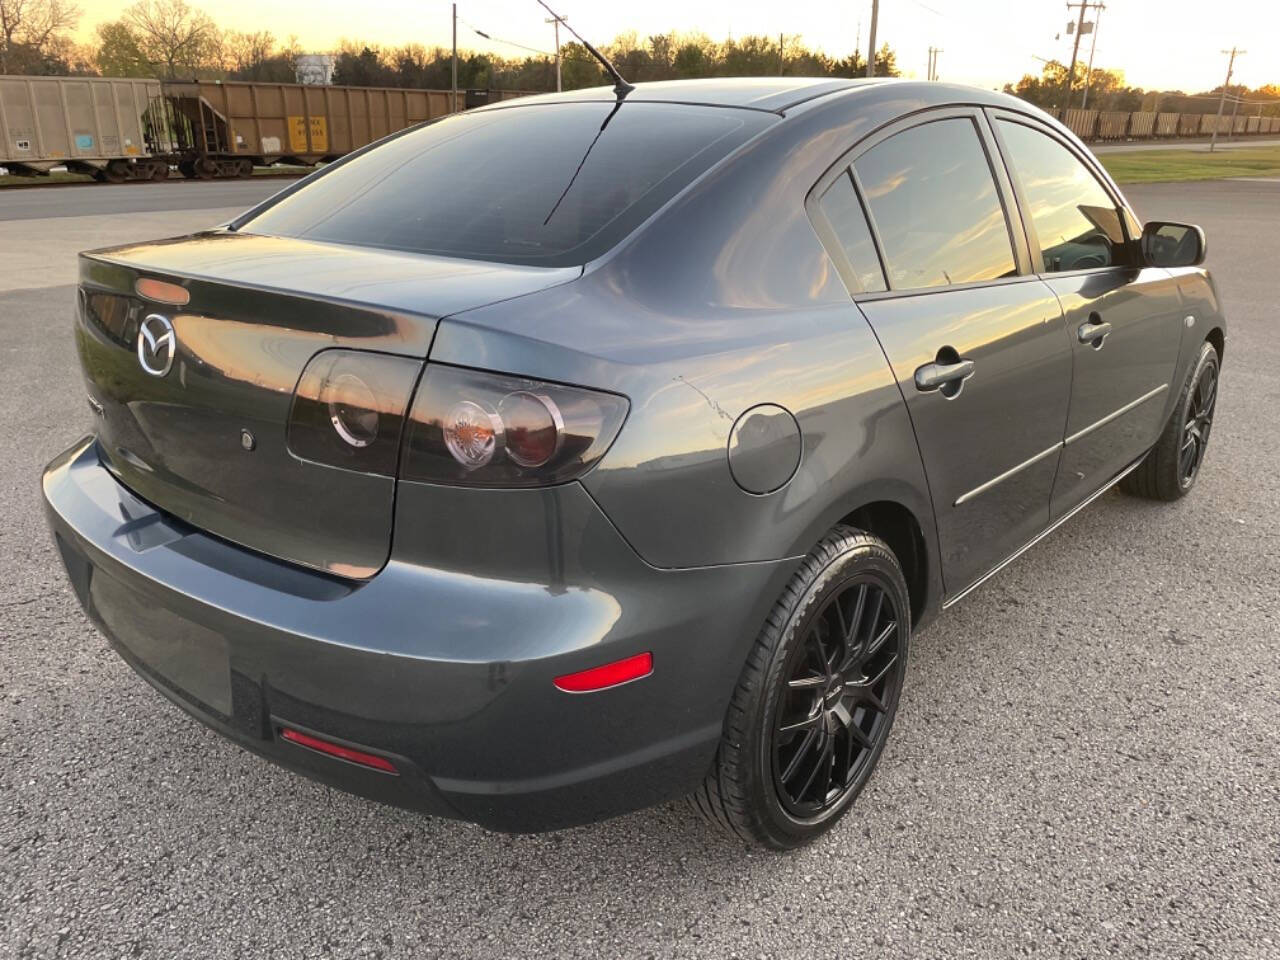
[482,77,895,114]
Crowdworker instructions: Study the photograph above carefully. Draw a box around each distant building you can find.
[296,55,336,86]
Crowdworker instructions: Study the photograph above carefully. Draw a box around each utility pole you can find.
[1063,0,1089,110]
[927,47,942,81]
[545,13,565,91]
[1209,46,1244,152]
[1080,3,1104,108]
[865,0,879,77]
[779,33,785,75]
[451,3,458,113]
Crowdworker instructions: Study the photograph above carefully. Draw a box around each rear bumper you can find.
[43,437,797,831]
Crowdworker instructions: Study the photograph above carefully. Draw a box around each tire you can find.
[690,526,910,850]
[1121,340,1219,501]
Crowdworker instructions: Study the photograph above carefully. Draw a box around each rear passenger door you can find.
[810,109,1072,598]
[989,113,1184,517]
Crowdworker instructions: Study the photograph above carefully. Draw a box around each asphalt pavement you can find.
[1,178,1278,960]
[0,179,292,221]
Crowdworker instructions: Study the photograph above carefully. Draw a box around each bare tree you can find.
[123,0,217,78]
[0,0,81,72]
[225,29,274,77]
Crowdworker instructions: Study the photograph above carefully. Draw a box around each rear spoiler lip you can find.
[77,236,584,333]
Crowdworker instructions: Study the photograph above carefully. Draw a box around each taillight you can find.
[287,349,422,476]
[400,364,628,487]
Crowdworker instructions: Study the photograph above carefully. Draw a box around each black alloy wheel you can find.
[1179,359,1217,488]
[772,577,901,818]
[1122,340,1220,502]
[690,527,910,849]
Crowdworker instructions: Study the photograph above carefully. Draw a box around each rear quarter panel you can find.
[430,87,958,608]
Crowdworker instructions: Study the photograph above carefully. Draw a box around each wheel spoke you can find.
[779,711,823,735]
[832,589,851,645]
[1197,368,1215,411]
[1202,373,1217,414]
[867,620,896,657]
[780,727,820,783]
[804,627,830,680]
[844,584,867,645]
[860,589,885,645]
[846,717,875,750]
[787,674,826,690]
[796,734,834,803]
[863,653,899,690]
[1179,435,1197,480]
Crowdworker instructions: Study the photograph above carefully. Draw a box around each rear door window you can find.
[239,102,770,267]
[853,118,1017,291]
[815,170,887,293]
[996,119,1128,272]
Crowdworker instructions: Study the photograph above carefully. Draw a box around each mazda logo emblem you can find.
[137,314,176,377]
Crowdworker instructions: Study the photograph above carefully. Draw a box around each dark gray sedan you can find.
[43,78,1223,849]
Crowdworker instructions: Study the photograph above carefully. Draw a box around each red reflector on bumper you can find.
[279,728,398,775]
[554,652,653,693]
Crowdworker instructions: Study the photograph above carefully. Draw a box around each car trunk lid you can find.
[77,231,579,578]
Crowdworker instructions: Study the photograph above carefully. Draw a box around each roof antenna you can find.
[534,0,635,97]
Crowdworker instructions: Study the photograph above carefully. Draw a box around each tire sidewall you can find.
[745,538,910,847]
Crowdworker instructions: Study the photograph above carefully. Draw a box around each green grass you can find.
[1100,146,1280,184]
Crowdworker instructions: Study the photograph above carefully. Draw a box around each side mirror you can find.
[1141,221,1206,268]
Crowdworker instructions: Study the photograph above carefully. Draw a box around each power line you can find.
[458,17,603,69]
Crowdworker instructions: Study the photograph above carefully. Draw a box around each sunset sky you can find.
[74,0,1278,95]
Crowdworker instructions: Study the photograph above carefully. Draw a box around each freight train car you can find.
[0,75,529,182]
[157,81,527,178]
[0,76,170,181]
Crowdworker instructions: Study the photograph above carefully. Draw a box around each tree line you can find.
[329,33,899,91]
[1006,60,1280,117]
[2,0,1276,118]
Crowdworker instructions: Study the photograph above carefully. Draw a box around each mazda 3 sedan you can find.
[43,78,1224,849]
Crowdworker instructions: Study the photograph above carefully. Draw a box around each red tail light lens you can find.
[287,349,422,476]
[401,364,628,487]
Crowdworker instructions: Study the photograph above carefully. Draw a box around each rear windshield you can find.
[238,101,771,267]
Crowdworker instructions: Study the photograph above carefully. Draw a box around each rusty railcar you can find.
[1,77,530,182]
[159,81,527,178]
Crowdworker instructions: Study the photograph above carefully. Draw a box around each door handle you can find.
[1077,317,1112,347]
[914,358,975,393]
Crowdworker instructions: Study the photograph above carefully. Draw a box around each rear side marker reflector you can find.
[279,728,398,775]
[135,277,190,305]
[554,652,653,693]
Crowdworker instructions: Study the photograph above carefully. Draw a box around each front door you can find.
[813,111,1073,596]
[990,115,1183,516]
